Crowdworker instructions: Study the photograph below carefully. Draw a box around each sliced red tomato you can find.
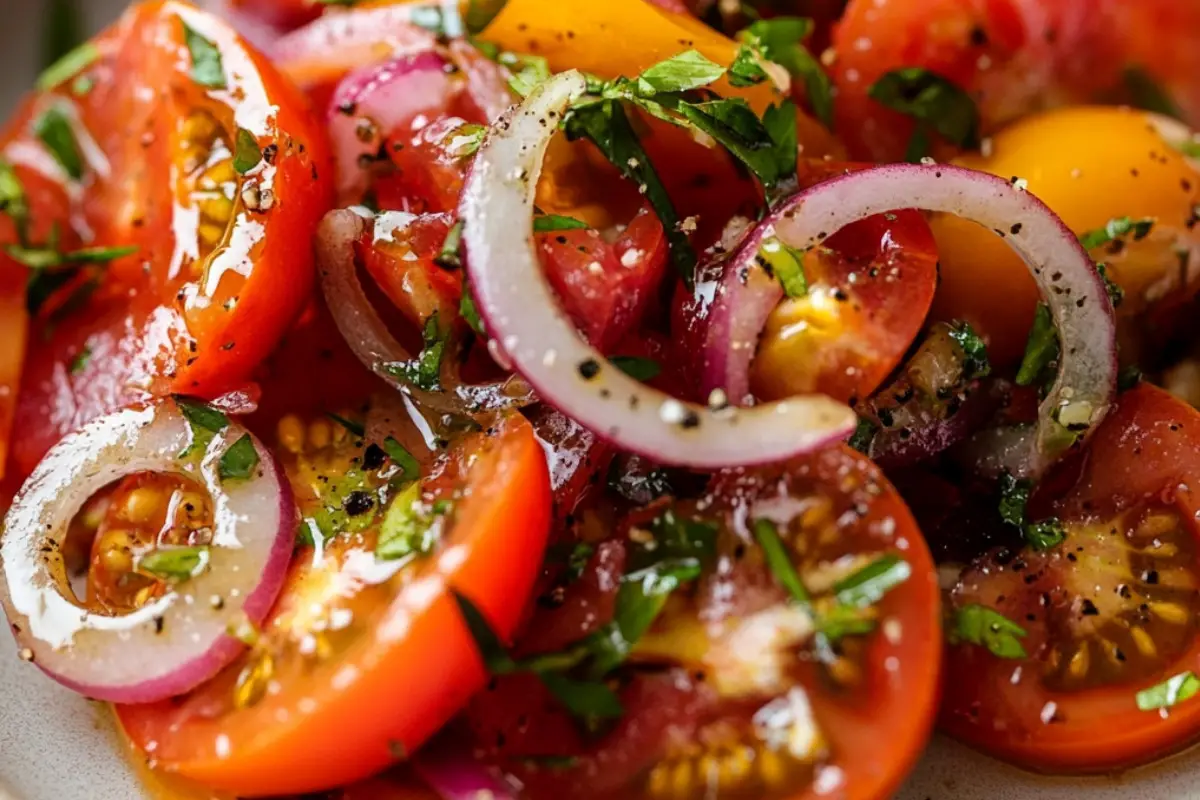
[469,445,941,800]
[538,205,669,353]
[740,161,939,405]
[943,384,1200,772]
[7,1,332,478]
[117,411,552,796]
[356,211,462,329]
[378,116,488,214]
[526,404,614,530]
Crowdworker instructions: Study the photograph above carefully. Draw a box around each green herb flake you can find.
[565,542,595,582]
[434,221,464,270]
[451,589,518,674]
[1094,262,1125,309]
[137,546,209,583]
[539,671,624,719]
[608,355,661,382]
[817,603,878,642]
[728,43,769,87]
[752,518,810,604]
[868,68,980,160]
[1136,671,1200,712]
[386,313,446,391]
[998,472,1065,551]
[506,54,552,98]
[949,603,1028,659]
[37,41,98,92]
[847,415,877,454]
[0,161,29,240]
[762,100,799,181]
[232,128,262,174]
[326,413,365,438]
[741,17,832,127]
[1118,364,1144,392]
[757,235,807,297]
[376,481,441,561]
[465,0,508,33]
[833,554,911,608]
[175,396,229,435]
[68,345,91,375]
[947,320,991,380]
[448,123,487,159]
[678,97,781,189]
[460,287,485,336]
[1079,216,1155,251]
[33,105,84,181]
[218,434,260,482]
[382,436,421,482]
[533,214,590,233]
[1015,303,1059,389]
[1123,66,1181,121]
[181,19,226,89]
[636,50,727,95]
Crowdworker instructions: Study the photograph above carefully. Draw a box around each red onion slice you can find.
[0,400,293,703]
[459,72,856,468]
[316,209,534,415]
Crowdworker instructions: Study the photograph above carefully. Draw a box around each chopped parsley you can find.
[949,604,1028,659]
[218,434,259,482]
[847,416,877,454]
[608,355,661,381]
[34,105,84,181]
[382,436,421,482]
[137,546,209,583]
[756,235,807,297]
[739,17,833,127]
[386,313,447,391]
[41,0,84,73]
[998,472,1066,551]
[728,43,769,88]
[752,518,810,604]
[37,41,98,92]
[459,286,485,336]
[833,554,911,608]
[1079,216,1155,251]
[232,128,262,174]
[180,19,225,89]
[175,396,229,434]
[1136,671,1200,712]
[868,68,980,161]
[1014,303,1059,391]
[505,53,552,98]
[947,320,991,380]
[1094,262,1124,309]
[376,482,441,561]
[0,161,30,241]
[533,214,589,233]
[539,671,625,719]
[434,221,464,270]
[68,345,91,375]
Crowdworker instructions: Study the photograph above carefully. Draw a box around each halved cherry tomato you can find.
[750,162,939,405]
[943,384,1200,772]
[117,411,552,797]
[358,211,462,328]
[470,445,941,800]
[7,1,333,478]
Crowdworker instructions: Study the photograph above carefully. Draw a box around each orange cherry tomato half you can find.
[943,384,1200,772]
[7,0,332,478]
[117,411,551,796]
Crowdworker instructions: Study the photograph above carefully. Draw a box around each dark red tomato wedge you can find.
[742,161,939,405]
[118,411,552,796]
[943,384,1200,773]
[7,1,332,478]
[356,211,462,329]
[468,445,941,800]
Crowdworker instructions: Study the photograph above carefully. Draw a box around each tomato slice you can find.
[7,1,332,478]
[117,411,552,796]
[749,161,939,405]
[469,445,941,800]
[942,384,1200,772]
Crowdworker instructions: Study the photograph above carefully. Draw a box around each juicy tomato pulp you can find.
[468,446,941,800]
[117,412,552,796]
[7,1,332,478]
[943,385,1200,772]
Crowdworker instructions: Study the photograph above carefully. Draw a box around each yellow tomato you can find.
[930,106,1200,366]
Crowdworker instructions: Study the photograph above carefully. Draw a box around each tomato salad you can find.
[1,1,1200,798]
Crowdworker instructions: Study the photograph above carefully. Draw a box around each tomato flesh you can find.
[117,411,552,796]
[942,385,1200,772]
[8,1,332,478]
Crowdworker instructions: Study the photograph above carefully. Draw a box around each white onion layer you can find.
[459,71,856,468]
[0,400,293,703]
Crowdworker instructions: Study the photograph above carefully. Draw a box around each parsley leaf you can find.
[756,235,807,297]
[539,671,625,719]
[232,128,262,174]
[728,43,769,88]
[138,546,209,583]
[386,313,447,391]
[382,436,421,482]
[868,68,980,160]
[741,18,832,127]
[1123,66,1181,121]
[1079,216,1155,251]
[175,396,229,435]
[34,105,84,180]
[998,472,1065,551]
[460,286,485,336]
[452,589,518,673]
[0,161,30,241]
[180,19,226,89]
[608,355,661,381]
[1137,671,1200,712]
[752,518,810,604]
[947,320,991,380]
[1014,303,1059,390]
[636,50,727,95]
[376,481,440,561]
[533,214,589,233]
[847,416,877,454]
[37,41,98,92]
[218,434,260,482]
[434,220,464,270]
[506,53,551,98]
[1094,262,1124,309]
[833,554,911,608]
[563,99,696,284]
[949,604,1028,659]
[762,100,799,180]
[69,345,91,375]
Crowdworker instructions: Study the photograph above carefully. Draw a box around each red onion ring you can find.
[328,51,454,204]
[459,72,856,468]
[316,209,535,416]
[0,400,293,703]
[710,168,1115,476]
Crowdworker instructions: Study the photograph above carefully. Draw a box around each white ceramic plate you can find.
[1,1,1198,798]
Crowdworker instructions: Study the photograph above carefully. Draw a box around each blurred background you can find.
[0,0,125,113]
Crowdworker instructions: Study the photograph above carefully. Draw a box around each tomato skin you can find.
[117,413,552,796]
[228,0,321,29]
[8,1,333,479]
[358,211,462,328]
[942,385,1200,773]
